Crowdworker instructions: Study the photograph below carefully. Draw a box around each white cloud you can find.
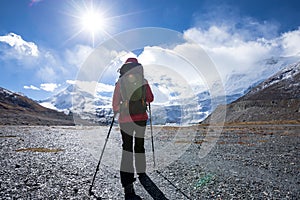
[70,80,114,96]
[65,45,93,69]
[138,46,208,103]
[75,45,133,83]
[24,85,40,90]
[40,83,60,92]
[280,28,300,57]
[23,83,60,92]
[193,3,280,41]
[0,33,91,84]
[96,82,115,93]
[0,33,39,57]
[36,66,57,82]
[183,26,300,80]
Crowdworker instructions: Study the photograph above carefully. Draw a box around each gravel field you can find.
[0,124,299,200]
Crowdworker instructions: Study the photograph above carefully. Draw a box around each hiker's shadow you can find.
[138,174,169,200]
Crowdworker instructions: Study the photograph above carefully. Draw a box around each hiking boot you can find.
[124,183,135,199]
[124,184,143,200]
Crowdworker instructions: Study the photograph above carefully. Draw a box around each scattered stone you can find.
[0,125,299,199]
[73,188,78,194]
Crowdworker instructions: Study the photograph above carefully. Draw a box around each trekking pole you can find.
[89,115,115,196]
[148,103,156,168]
[148,104,192,199]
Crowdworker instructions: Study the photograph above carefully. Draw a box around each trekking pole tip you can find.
[88,188,94,196]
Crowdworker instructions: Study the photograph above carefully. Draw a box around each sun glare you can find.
[81,10,107,34]
[65,0,149,47]
[66,1,144,47]
[64,0,115,47]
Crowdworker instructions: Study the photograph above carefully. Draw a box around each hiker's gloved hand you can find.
[113,110,119,117]
[114,113,120,120]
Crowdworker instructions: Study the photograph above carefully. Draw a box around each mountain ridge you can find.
[38,57,300,125]
[0,87,75,125]
[202,62,300,124]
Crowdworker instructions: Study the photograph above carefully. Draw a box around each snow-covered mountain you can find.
[224,56,300,103]
[40,57,299,125]
[39,82,114,125]
[202,61,300,124]
[241,62,300,100]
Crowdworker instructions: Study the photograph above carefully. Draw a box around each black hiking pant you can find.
[120,121,147,187]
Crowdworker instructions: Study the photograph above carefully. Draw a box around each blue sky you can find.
[0,0,300,100]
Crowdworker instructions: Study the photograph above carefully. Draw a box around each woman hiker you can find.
[112,57,154,199]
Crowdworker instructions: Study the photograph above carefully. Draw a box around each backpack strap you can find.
[141,79,147,106]
[119,79,128,108]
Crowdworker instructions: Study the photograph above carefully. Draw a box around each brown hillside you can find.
[202,62,300,124]
[0,87,75,125]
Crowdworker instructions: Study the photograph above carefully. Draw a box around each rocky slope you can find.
[0,87,75,125]
[202,62,300,124]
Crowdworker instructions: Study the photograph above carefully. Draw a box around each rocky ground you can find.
[0,124,299,199]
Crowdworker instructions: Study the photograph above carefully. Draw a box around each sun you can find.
[80,10,107,35]
[65,1,114,47]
